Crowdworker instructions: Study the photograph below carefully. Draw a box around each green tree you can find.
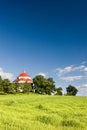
[66,85,78,96]
[13,83,32,93]
[33,75,55,94]
[8,83,16,94]
[2,79,11,93]
[0,77,14,93]
[0,76,2,82]
[22,82,32,93]
[55,87,63,95]
[16,83,24,92]
[0,76,3,92]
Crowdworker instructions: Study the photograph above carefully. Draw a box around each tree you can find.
[8,83,16,94]
[33,75,55,94]
[2,79,11,93]
[66,85,78,96]
[0,76,2,82]
[0,76,3,91]
[13,83,32,93]
[55,87,63,95]
[13,83,20,92]
[0,77,15,93]
[22,83,32,93]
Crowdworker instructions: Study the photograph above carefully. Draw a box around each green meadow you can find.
[0,94,87,130]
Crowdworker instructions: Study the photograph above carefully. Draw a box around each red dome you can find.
[19,72,29,77]
[13,71,33,83]
[19,78,32,82]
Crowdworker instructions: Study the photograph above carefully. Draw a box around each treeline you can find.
[0,75,78,95]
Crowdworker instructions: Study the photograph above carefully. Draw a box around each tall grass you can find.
[0,94,87,130]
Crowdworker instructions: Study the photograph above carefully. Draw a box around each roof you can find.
[19,71,30,77]
[13,71,33,83]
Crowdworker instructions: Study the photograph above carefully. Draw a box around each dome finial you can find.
[23,70,26,73]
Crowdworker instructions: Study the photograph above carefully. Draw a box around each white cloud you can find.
[56,65,86,76]
[73,65,85,71]
[56,65,73,76]
[84,68,87,76]
[56,64,87,82]
[84,67,87,71]
[78,84,87,92]
[60,76,83,82]
[0,67,13,80]
[38,72,46,77]
[82,67,87,76]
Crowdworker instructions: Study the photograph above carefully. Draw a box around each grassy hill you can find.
[0,94,87,130]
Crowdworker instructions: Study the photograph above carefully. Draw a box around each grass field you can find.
[0,94,87,130]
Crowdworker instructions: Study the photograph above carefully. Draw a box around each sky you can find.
[0,0,87,95]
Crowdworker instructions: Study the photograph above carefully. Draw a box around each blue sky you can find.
[0,0,87,95]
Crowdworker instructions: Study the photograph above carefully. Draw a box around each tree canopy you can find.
[33,75,55,95]
[0,75,79,96]
[66,85,78,96]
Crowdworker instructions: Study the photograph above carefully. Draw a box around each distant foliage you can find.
[33,75,56,95]
[66,85,78,96]
[0,76,32,94]
[0,75,78,96]
[55,87,63,95]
